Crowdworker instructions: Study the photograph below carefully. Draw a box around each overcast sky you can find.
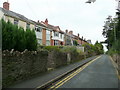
[0,0,118,50]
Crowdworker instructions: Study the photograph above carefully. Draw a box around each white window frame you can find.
[46,30,50,40]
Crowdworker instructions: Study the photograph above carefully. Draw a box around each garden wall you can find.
[2,49,48,87]
[47,50,67,69]
[2,49,86,87]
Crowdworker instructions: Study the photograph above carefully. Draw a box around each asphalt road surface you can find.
[56,55,119,88]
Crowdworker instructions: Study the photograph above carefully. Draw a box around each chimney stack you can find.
[78,33,80,37]
[38,20,40,23]
[82,36,83,40]
[3,2,9,10]
[45,18,48,25]
[65,29,68,33]
[69,31,73,35]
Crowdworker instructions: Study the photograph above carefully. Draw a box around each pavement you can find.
[8,55,98,88]
[58,55,119,88]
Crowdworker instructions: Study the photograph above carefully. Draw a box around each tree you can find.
[25,29,37,51]
[102,14,120,53]
[1,19,37,51]
[94,41,104,54]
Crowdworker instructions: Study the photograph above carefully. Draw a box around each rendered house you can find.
[0,2,52,46]
[64,30,73,46]
[0,2,35,30]
[41,19,64,46]
[65,30,88,46]
[0,2,89,47]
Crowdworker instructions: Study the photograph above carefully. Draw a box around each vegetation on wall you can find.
[1,19,37,51]
[83,41,104,56]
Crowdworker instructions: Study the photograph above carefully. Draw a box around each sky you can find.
[0,0,118,51]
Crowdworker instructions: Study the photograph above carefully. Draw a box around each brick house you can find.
[0,2,90,47]
[32,20,51,46]
[41,19,64,46]
[0,2,53,46]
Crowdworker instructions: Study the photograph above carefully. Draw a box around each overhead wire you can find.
[25,0,39,21]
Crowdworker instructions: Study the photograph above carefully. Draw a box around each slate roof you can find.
[31,20,47,28]
[0,7,33,24]
[41,21,65,34]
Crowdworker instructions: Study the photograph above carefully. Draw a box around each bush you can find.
[43,46,60,51]
[82,41,104,56]
[60,46,76,53]
[1,19,37,51]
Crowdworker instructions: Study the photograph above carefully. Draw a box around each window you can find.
[14,19,19,25]
[35,27,42,32]
[60,33,62,39]
[35,27,42,39]
[54,32,59,37]
[26,23,30,29]
[46,30,50,40]
[46,30,50,46]
[37,39,42,45]
[54,40,59,46]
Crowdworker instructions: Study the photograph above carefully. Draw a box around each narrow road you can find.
[51,55,119,88]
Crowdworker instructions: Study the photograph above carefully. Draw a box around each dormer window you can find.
[14,19,18,25]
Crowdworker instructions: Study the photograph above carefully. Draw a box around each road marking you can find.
[51,68,82,87]
[109,56,120,80]
[49,55,102,89]
[52,68,83,89]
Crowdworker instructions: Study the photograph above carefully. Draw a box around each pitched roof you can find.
[41,21,64,34]
[0,7,33,24]
[31,20,47,28]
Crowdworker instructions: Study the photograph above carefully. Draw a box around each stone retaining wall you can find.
[111,54,120,75]
[2,49,85,87]
[2,49,48,87]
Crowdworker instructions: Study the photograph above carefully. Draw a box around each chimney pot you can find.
[3,2,9,10]
[38,20,40,23]
[69,31,73,35]
[45,18,48,25]
[65,29,68,33]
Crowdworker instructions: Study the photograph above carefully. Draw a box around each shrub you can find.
[43,46,60,51]
[1,19,37,51]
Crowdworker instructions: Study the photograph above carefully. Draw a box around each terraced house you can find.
[33,20,52,46]
[41,19,65,46]
[0,2,52,46]
[0,2,35,30]
[0,1,90,47]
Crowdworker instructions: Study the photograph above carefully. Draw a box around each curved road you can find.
[56,55,119,88]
